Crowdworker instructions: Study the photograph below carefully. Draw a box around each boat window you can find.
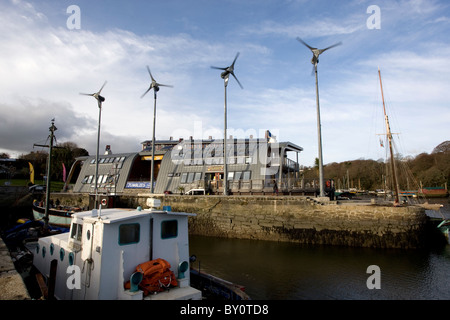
[68,252,74,266]
[228,172,234,180]
[81,176,89,184]
[119,223,140,245]
[161,220,178,239]
[71,223,83,241]
[87,175,94,184]
[234,171,242,180]
[242,171,251,180]
[90,159,96,164]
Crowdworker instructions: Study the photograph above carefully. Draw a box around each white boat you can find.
[30,198,202,300]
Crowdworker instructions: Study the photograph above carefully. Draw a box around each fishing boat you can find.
[30,198,203,300]
[32,200,82,230]
[29,197,250,300]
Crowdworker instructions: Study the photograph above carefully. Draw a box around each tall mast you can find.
[34,119,58,231]
[378,68,400,206]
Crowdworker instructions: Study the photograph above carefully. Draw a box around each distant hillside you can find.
[303,141,450,191]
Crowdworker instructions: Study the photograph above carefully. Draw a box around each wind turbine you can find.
[141,66,173,193]
[211,52,243,196]
[297,37,342,198]
[80,81,107,208]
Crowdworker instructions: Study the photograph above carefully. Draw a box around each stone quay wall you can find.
[52,193,429,249]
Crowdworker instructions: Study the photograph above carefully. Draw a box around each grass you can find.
[0,179,65,192]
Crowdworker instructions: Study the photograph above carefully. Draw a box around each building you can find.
[67,131,306,196]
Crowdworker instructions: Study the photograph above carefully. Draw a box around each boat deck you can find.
[143,286,202,300]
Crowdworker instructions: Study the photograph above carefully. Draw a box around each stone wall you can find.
[51,193,429,249]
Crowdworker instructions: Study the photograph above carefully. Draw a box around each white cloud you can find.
[0,0,449,169]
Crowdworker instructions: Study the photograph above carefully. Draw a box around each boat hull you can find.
[418,188,449,198]
[32,205,80,229]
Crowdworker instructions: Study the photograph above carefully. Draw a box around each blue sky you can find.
[0,0,449,167]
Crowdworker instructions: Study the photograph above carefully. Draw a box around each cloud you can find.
[0,0,449,168]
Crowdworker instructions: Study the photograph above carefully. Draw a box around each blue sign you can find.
[125,182,151,189]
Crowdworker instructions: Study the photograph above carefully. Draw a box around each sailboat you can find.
[31,120,81,231]
[378,69,448,243]
[377,68,401,206]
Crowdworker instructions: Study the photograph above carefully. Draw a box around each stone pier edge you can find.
[49,193,438,250]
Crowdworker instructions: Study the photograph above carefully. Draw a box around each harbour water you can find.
[189,200,450,300]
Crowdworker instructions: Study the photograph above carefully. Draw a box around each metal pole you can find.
[44,120,57,231]
[315,65,325,197]
[94,101,102,208]
[223,77,228,196]
[150,91,157,193]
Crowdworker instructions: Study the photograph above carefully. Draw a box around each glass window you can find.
[234,171,242,180]
[194,172,202,181]
[228,172,234,180]
[119,223,140,245]
[87,175,94,184]
[71,223,83,241]
[81,176,89,184]
[243,171,251,180]
[161,220,178,239]
[187,172,194,183]
[180,172,188,183]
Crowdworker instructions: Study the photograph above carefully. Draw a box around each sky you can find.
[0,0,449,167]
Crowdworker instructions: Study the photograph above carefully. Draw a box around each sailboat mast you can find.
[378,68,400,205]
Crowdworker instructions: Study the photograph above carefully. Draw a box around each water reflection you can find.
[189,236,450,300]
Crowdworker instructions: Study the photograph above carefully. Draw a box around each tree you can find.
[432,141,450,154]
[19,141,89,184]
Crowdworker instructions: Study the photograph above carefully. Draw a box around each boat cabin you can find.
[32,199,202,300]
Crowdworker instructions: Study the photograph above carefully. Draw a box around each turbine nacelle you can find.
[141,66,173,99]
[211,52,243,89]
[80,81,107,107]
[296,37,342,68]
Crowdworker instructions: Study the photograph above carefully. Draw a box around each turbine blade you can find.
[296,37,315,51]
[158,84,174,88]
[211,66,227,70]
[146,65,155,82]
[231,52,240,67]
[98,81,107,94]
[79,92,94,96]
[231,72,243,89]
[141,87,152,99]
[319,42,342,54]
